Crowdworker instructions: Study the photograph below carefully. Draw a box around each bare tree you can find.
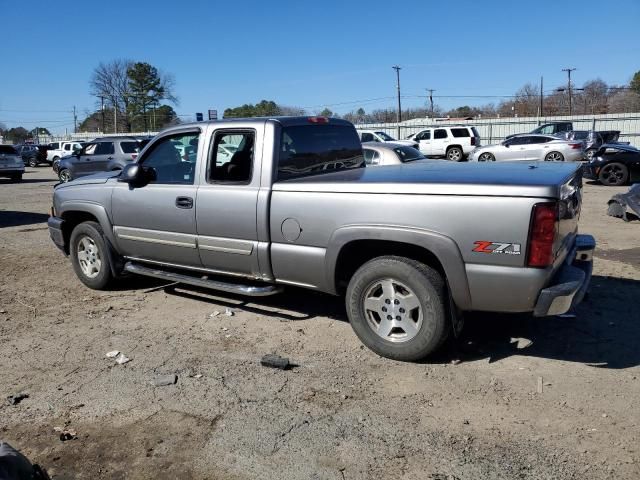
[607,90,640,113]
[90,59,133,132]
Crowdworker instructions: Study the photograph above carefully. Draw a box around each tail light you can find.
[308,116,329,124]
[471,137,476,146]
[569,143,582,149]
[527,202,557,268]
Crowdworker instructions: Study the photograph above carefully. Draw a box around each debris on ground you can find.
[224,308,234,317]
[53,426,77,441]
[208,311,221,318]
[260,354,291,370]
[6,393,29,406]
[105,350,120,358]
[115,353,131,365]
[510,337,533,349]
[537,376,544,394]
[152,374,178,387]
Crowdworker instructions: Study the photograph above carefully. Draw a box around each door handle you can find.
[175,196,193,209]
[107,156,114,160]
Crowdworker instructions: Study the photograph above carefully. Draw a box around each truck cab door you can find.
[195,128,262,278]
[111,130,202,268]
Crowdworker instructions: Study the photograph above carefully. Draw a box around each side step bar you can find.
[124,262,283,297]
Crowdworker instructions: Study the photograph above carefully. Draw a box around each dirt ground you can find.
[1,167,638,480]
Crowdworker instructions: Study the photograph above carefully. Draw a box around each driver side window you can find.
[140,132,199,185]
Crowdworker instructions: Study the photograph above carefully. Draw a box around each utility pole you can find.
[539,76,543,117]
[100,96,105,133]
[426,88,435,119]
[561,68,576,116]
[392,65,402,138]
[73,106,77,134]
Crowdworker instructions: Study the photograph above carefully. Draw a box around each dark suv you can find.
[57,137,144,182]
[16,144,50,167]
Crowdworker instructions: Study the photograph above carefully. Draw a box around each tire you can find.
[446,147,463,161]
[69,221,113,290]
[478,152,495,162]
[346,256,449,361]
[585,149,596,161]
[28,157,38,168]
[58,169,71,183]
[10,174,23,183]
[544,151,564,162]
[52,160,60,174]
[598,162,628,186]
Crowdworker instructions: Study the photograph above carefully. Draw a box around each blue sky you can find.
[1,0,639,133]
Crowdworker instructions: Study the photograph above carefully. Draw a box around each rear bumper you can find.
[533,234,595,316]
[48,216,66,253]
[0,167,25,176]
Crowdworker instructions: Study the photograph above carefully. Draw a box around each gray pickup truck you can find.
[48,117,594,361]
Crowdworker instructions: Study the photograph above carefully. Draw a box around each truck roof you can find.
[163,116,354,131]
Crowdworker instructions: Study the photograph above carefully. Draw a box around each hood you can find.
[55,171,120,189]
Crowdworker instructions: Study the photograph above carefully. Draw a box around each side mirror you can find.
[503,142,510,148]
[118,163,151,187]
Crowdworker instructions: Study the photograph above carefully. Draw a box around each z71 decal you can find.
[473,241,521,255]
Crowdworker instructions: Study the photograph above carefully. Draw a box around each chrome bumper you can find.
[533,234,595,316]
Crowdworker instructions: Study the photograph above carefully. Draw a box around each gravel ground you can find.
[0,167,638,480]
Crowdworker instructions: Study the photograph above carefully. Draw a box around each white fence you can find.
[356,112,640,147]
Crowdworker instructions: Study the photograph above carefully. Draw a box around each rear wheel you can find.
[69,221,113,290]
[28,157,38,167]
[545,151,564,162]
[446,147,463,161]
[58,169,71,183]
[478,152,495,162]
[346,256,449,361]
[598,162,628,186]
[52,160,60,173]
[585,149,596,161]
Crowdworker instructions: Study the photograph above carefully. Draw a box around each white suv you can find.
[357,129,418,149]
[47,141,84,163]
[408,126,481,161]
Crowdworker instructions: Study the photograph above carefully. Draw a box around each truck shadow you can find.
[153,275,639,368]
[453,275,640,369]
[0,210,51,228]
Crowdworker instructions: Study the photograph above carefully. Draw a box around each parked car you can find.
[47,141,85,167]
[407,126,481,161]
[468,134,584,162]
[0,145,25,182]
[362,142,426,166]
[506,122,573,140]
[57,137,144,183]
[555,130,627,161]
[17,144,50,167]
[48,116,594,361]
[583,144,640,186]
[356,129,418,149]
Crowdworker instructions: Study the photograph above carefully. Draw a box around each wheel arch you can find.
[59,203,116,254]
[326,225,472,310]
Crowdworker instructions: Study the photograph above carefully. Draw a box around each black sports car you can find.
[583,144,640,186]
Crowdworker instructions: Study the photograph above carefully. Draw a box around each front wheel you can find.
[346,256,449,361]
[52,160,60,173]
[545,151,564,162]
[446,147,463,161]
[585,149,596,161]
[69,221,113,290]
[28,157,38,168]
[598,162,629,186]
[58,169,71,183]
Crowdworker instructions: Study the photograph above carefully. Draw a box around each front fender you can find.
[59,200,116,245]
[325,225,472,310]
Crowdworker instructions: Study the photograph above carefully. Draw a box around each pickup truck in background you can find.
[47,117,594,361]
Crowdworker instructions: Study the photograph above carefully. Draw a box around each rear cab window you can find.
[278,125,364,180]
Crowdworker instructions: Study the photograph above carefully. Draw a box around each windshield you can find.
[375,131,395,141]
[392,146,425,163]
[0,146,18,155]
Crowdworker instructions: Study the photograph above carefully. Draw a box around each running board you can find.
[124,262,283,297]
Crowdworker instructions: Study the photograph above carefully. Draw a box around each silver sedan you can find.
[362,142,427,166]
[468,134,585,162]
